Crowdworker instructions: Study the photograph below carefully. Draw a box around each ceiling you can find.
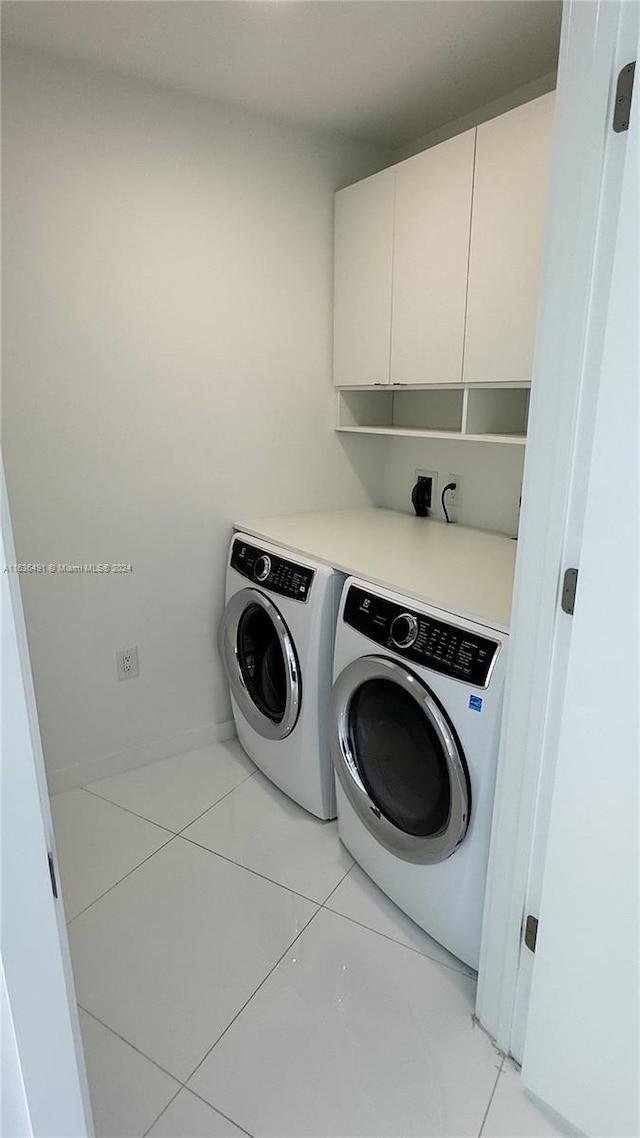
[1,1,562,149]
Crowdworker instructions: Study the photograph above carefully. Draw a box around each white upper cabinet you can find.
[462,92,555,385]
[391,130,475,386]
[333,93,555,396]
[333,166,395,387]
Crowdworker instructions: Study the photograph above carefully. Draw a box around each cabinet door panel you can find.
[333,167,395,387]
[463,93,555,385]
[391,130,475,386]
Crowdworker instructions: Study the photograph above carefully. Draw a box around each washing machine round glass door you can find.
[330,656,471,864]
[219,588,301,740]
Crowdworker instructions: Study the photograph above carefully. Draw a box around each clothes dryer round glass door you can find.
[330,656,471,863]
[220,588,301,740]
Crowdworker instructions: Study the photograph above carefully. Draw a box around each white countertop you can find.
[235,508,516,632]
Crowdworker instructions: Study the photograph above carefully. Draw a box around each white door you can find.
[462,92,555,385]
[520,37,638,1136]
[1,473,93,1136]
[476,0,637,1083]
[333,166,395,387]
[390,130,474,386]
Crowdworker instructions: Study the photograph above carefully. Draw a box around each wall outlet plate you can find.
[117,646,139,680]
[443,475,463,507]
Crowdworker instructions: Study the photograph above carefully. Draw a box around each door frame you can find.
[1,468,94,1136]
[520,51,638,1130]
[476,0,636,1055]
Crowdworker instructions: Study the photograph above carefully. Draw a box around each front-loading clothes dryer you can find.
[219,533,342,820]
[330,577,508,969]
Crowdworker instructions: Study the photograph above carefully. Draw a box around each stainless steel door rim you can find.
[220,588,301,740]
[330,655,470,864]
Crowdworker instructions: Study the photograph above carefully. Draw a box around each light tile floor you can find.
[52,741,576,1138]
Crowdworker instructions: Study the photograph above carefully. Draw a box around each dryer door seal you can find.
[220,588,301,740]
[330,656,470,864]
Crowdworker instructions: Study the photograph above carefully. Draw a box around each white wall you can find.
[2,47,390,787]
[379,436,524,536]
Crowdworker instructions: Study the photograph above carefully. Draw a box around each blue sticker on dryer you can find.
[469,694,483,713]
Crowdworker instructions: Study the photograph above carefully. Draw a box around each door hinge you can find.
[561,567,579,615]
[613,61,635,133]
[48,852,59,899]
[524,914,538,954]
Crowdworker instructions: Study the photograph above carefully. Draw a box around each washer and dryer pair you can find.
[220,533,508,969]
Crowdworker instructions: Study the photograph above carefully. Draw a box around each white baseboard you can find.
[47,719,237,795]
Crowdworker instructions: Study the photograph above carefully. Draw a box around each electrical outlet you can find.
[443,475,463,508]
[117,646,139,681]
[415,469,438,508]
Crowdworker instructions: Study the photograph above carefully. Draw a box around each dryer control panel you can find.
[344,585,500,687]
[231,539,314,602]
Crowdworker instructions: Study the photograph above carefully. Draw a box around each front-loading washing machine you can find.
[330,577,508,969]
[219,533,342,820]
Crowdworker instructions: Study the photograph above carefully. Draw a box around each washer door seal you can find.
[330,656,470,864]
[220,588,301,741]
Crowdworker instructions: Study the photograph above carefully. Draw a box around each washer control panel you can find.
[344,585,500,687]
[231,539,314,602]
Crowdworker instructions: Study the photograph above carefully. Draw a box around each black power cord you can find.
[441,482,457,524]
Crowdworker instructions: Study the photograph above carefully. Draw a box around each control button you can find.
[254,555,272,582]
[390,612,418,649]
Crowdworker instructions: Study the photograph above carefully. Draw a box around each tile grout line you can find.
[78,873,320,1097]
[70,781,312,928]
[174,769,257,835]
[477,1057,505,1137]
[80,1002,254,1138]
[80,1003,255,1138]
[177,1087,256,1138]
[322,903,477,980]
[319,857,476,979]
[184,822,477,981]
[80,764,256,837]
[79,786,178,832]
[140,1085,184,1138]
[180,897,479,1120]
[319,859,355,905]
[182,905,323,1089]
[81,985,257,1137]
[178,832,326,907]
[78,1005,182,1084]
[67,835,176,925]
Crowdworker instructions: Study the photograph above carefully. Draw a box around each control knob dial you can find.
[253,555,272,582]
[390,612,418,649]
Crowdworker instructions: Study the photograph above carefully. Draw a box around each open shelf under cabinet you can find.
[335,385,530,446]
